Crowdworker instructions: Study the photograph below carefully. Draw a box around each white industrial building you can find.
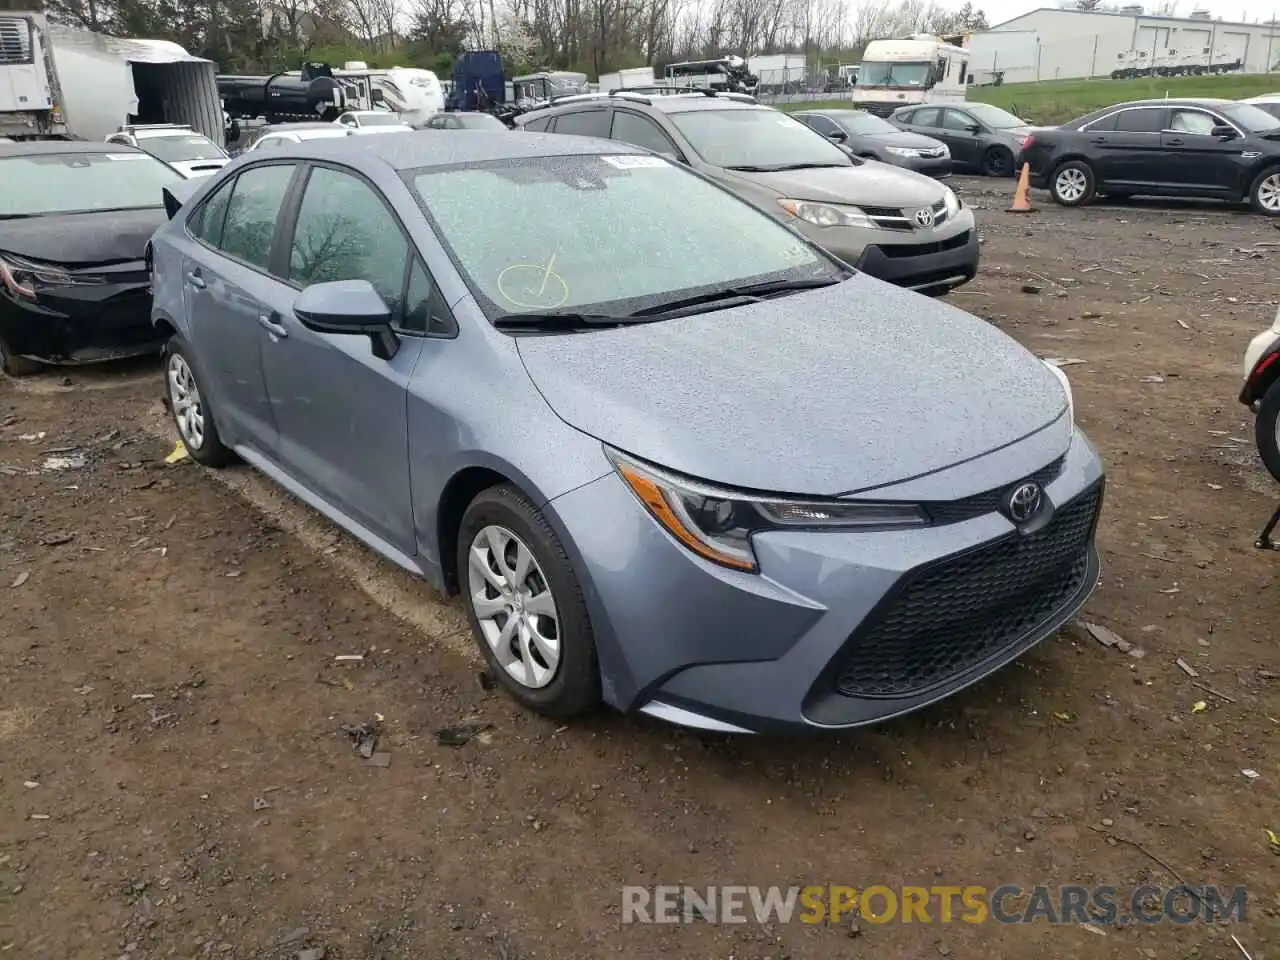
[965,7,1280,84]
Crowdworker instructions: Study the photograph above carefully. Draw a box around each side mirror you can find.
[1211,124,1237,139]
[826,129,848,143]
[965,123,982,133]
[293,280,399,360]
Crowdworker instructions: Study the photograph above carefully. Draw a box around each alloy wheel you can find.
[466,525,561,689]
[1258,173,1280,213]
[167,352,206,450]
[1055,167,1088,203]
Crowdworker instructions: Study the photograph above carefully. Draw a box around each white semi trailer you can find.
[0,11,224,146]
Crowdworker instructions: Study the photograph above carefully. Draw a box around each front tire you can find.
[164,335,233,467]
[457,484,601,718]
[1257,379,1280,483]
[1050,160,1096,206]
[0,336,43,377]
[1248,167,1280,217]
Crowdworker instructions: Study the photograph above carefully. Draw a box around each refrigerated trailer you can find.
[0,11,224,146]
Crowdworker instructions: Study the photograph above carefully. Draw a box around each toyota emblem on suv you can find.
[913,207,935,228]
[1004,481,1043,523]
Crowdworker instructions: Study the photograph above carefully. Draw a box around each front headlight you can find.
[943,187,961,218]
[0,253,103,299]
[1043,359,1075,429]
[608,449,927,572]
[885,146,923,158]
[777,198,875,229]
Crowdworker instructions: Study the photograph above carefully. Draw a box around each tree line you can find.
[4,0,991,81]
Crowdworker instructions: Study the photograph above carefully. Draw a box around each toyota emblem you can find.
[913,207,935,228]
[1005,482,1043,523]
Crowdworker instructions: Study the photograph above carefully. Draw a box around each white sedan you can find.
[335,110,413,134]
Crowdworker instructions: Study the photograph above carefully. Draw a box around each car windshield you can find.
[667,108,852,170]
[1222,102,1280,133]
[964,103,1026,129]
[831,112,898,135]
[857,61,931,87]
[407,155,840,321]
[0,151,180,217]
[141,134,225,162]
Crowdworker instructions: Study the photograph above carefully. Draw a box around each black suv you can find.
[1023,97,1280,214]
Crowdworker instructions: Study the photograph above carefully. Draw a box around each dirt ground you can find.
[2,179,1279,960]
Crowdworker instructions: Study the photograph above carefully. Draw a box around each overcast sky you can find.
[980,1,1280,27]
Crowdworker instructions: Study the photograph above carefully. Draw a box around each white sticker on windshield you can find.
[602,154,670,169]
[104,153,151,160]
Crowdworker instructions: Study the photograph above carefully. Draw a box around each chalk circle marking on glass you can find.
[496,252,570,309]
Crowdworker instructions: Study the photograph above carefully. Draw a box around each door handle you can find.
[1089,136,1107,143]
[186,270,206,289]
[1166,137,1184,145]
[257,312,289,338]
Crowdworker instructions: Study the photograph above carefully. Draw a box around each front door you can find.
[938,107,984,169]
[179,163,299,455]
[1161,107,1244,192]
[258,163,423,557]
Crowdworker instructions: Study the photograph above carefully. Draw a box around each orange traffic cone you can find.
[1008,162,1034,213]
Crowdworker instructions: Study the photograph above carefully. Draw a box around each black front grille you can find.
[833,485,1102,699]
[925,456,1065,525]
[94,293,151,331]
[878,230,971,259]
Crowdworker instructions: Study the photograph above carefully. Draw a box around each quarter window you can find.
[218,164,296,270]
[188,177,235,247]
[401,257,455,336]
[288,166,410,316]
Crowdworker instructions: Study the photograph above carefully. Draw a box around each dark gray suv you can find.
[515,91,979,295]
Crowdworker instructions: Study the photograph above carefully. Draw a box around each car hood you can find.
[516,275,1067,496]
[0,207,166,266]
[864,129,945,150]
[725,162,947,207]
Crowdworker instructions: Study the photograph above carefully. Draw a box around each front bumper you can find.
[797,207,979,294]
[549,427,1106,734]
[1241,327,1280,406]
[883,154,952,179]
[0,274,162,365]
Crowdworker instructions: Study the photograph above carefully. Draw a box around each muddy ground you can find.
[1,179,1278,960]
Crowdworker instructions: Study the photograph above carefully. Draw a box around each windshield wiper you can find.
[493,311,636,330]
[0,214,34,221]
[724,162,847,172]
[628,277,844,319]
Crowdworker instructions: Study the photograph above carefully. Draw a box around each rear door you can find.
[180,162,300,455]
[1085,106,1169,187]
[545,108,611,138]
[257,163,426,556]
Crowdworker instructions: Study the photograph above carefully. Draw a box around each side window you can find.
[188,176,236,247]
[1259,102,1280,120]
[401,258,456,336]
[1084,112,1118,132]
[219,164,296,270]
[941,109,974,131]
[801,114,840,137]
[911,108,941,128]
[610,111,678,155]
[288,166,410,318]
[550,110,610,138]
[1169,109,1217,135]
[1113,109,1164,133]
[522,115,552,132]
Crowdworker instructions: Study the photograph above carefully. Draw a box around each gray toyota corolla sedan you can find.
[147,131,1105,735]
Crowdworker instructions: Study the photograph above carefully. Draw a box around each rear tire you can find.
[1050,160,1096,207]
[1248,166,1280,217]
[163,335,234,468]
[0,336,43,377]
[981,146,1014,177]
[1257,379,1280,483]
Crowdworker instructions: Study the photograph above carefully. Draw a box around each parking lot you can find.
[2,176,1278,959]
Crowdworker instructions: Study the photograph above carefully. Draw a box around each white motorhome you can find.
[333,63,445,128]
[0,11,223,145]
[853,35,968,117]
[597,66,655,92]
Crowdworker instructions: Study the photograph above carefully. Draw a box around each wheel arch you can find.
[1242,344,1280,406]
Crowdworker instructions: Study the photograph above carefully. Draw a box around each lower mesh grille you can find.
[833,486,1102,699]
